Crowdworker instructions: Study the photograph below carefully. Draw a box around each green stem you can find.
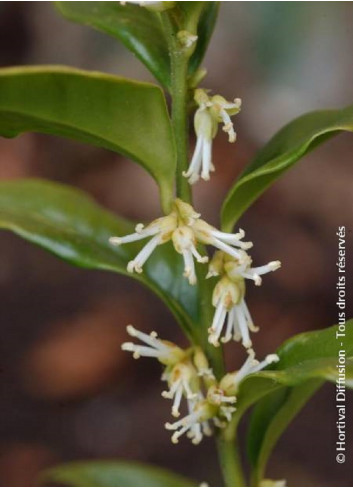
[170,51,191,202]
[162,9,243,488]
[161,12,191,203]
[217,435,246,487]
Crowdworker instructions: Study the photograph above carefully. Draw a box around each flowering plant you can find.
[0,2,352,486]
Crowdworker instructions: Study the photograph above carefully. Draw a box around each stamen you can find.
[251,261,282,275]
[234,305,252,349]
[190,244,209,264]
[182,249,196,285]
[220,109,236,142]
[210,229,253,249]
[211,237,243,260]
[221,310,234,343]
[240,300,259,333]
[183,136,203,183]
[127,234,161,273]
[121,343,161,359]
[251,354,279,374]
[201,137,212,181]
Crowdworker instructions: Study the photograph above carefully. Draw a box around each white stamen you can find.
[182,249,197,285]
[183,136,203,184]
[210,229,253,249]
[127,234,161,273]
[201,137,213,181]
[234,303,252,349]
[211,237,243,260]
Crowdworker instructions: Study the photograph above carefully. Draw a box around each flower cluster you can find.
[109,199,252,286]
[113,82,282,445]
[207,250,281,349]
[110,198,280,350]
[122,325,279,444]
[183,89,241,184]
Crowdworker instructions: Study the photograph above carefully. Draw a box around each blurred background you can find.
[0,2,352,486]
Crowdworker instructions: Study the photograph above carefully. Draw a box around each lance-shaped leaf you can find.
[41,460,196,487]
[224,320,353,440]
[247,380,322,485]
[0,178,225,379]
[55,2,219,90]
[55,2,171,89]
[221,104,353,231]
[0,179,199,337]
[0,66,176,212]
[218,320,351,484]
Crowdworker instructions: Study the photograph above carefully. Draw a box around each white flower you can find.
[165,396,214,445]
[122,326,204,419]
[110,200,207,285]
[208,275,257,348]
[207,251,281,348]
[220,349,280,396]
[121,325,185,364]
[161,362,199,417]
[183,89,241,184]
[109,199,252,285]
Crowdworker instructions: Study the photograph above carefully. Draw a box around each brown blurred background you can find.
[0,2,352,487]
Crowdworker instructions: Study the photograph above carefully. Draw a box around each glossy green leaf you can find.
[41,460,196,487]
[243,320,353,483]
[0,178,223,374]
[224,320,353,439]
[221,104,353,231]
[55,2,219,89]
[0,66,176,212]
[180,2,219,77]
[55,1,171,89]
[247,380,322,485]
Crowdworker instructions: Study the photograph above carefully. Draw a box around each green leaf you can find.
[0,177,227,376]
[247,380,322,485]
[41,460,196,487]
[55,2,219,89]
[225,320,353,437]
[0,66,176,212]
[242,320,353,484]
[55,1,171,89]
[180,2,219,77]
[0,179,200,337]
[221,104,353,231]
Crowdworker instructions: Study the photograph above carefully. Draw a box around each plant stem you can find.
[217,435,246,487]
[161,12,191,203]
[170,50,191,202]
[162,10,243,489]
